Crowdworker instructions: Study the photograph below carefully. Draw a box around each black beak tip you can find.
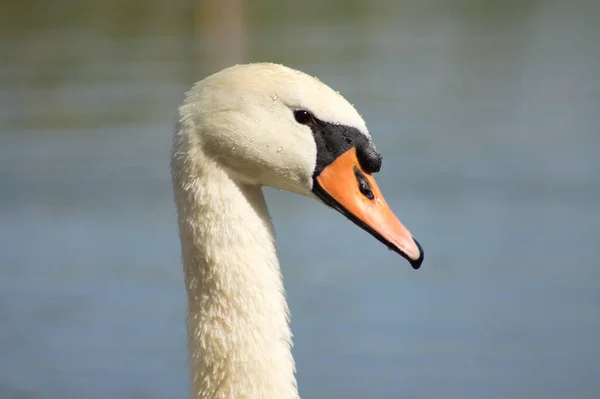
[410,238,424,270]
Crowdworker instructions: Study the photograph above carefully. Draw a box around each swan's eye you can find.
[293,110,313,125]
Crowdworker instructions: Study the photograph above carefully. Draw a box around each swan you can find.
[171,63,423,399]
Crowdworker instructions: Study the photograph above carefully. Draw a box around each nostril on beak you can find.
[354,167,375,200]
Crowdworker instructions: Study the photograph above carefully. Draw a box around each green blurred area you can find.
[6,0,596,130]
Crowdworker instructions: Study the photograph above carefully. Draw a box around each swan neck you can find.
[172,137,298,399]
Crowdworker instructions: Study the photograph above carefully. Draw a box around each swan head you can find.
[177,63,423,269]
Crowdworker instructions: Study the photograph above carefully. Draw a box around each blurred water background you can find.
[1,0,599,398]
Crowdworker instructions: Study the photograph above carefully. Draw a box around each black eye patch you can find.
[306,116,382,177]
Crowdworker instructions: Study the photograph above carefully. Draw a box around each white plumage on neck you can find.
[172,127,298,399]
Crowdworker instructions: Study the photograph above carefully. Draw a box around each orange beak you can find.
[312,148,423,269]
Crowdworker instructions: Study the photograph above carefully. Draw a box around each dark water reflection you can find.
[1,1,599,398]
